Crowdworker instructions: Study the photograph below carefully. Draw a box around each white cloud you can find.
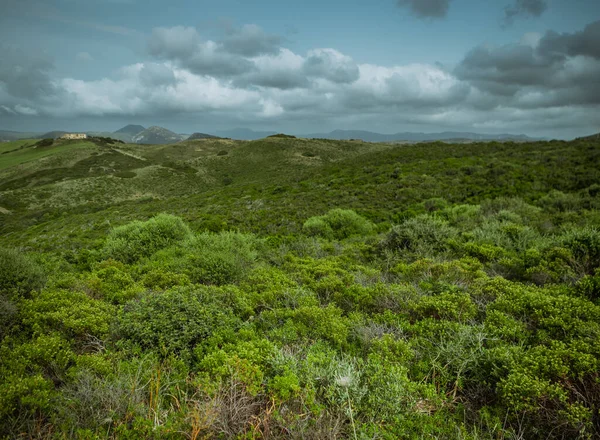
[1,21,599,138]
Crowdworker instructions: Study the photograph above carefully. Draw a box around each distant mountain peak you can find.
[132,126,184,144]
[114,124,145,135]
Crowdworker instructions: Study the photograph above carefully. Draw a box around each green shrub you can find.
[561,227,600,275]
[145,231,259,285]
[83,260,143,304]
[115,286,240,357]
[574,270,600,302]
[102,214,192,264]
[0,248,46,299]
[303,209,374,240]
[198,337,278,394]
[239,266,319,311]
[21,289,115,340]
[185,232,258,284]
[258,304,348,347]
[0,296,18,340]
[381,215,457,256]
[302,216,334,238]
[141,268,190,290]
[412,291,477,322]
[538,190,581,212]
[480,197,543,224]
[0,334,73,421]
[34,138,53,147]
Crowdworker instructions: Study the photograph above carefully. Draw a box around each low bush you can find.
[145,231,259,285]
[102,214,192,264]
[560,226,600,275]
[0,248,46,299]
[303,209,374,240]
[381,215,457,256]
[115,286,241,357]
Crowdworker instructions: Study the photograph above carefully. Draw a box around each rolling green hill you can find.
[1,136,600,439]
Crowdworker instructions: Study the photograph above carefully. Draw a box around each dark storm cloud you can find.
[148,26,254,76]
[0,44,59,100]
[222,24,282,57]
[397,0,451,19]
[455,20,600,106]
[538,20,600,60]
[504,0,548,24]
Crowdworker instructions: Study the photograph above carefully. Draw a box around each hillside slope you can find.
[1,136,600,439]
[132,126,184,144]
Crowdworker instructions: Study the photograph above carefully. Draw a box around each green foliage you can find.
[103,213,192,263]
[303,208,374,240]
[2,137,600,438]
[21,289,115,340]
[258,304,349,347]
[145,230,259,285]
[382,215,457,256]
[561,226,600,274]
[574,269,600,302]
[34,138,54,147]
[83,259,143,304]
[0,248,46,299]
[115,286,240,357]
[411,290,477,322]
[0,333,73,420]
[0,296,18,340]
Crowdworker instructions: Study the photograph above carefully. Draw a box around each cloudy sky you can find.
[1,0,599,138]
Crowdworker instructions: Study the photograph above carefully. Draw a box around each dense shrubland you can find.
[1,138,600,438]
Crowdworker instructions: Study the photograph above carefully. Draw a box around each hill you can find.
[0,136,599,439]
[132,125,184,144]
[114,124,145,135]
[306,129,540,142]
[187,132,221,140]
[576,132,600,141]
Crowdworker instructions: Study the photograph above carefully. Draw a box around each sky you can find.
[0,0,599,138]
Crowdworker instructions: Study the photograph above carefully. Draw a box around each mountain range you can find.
[0,126,557,144]
[303,129,542,142]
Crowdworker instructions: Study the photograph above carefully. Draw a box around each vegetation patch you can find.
[1,137,600,438]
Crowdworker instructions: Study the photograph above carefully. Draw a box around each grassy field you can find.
[0,140,93,170]
[1,136,600,439]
